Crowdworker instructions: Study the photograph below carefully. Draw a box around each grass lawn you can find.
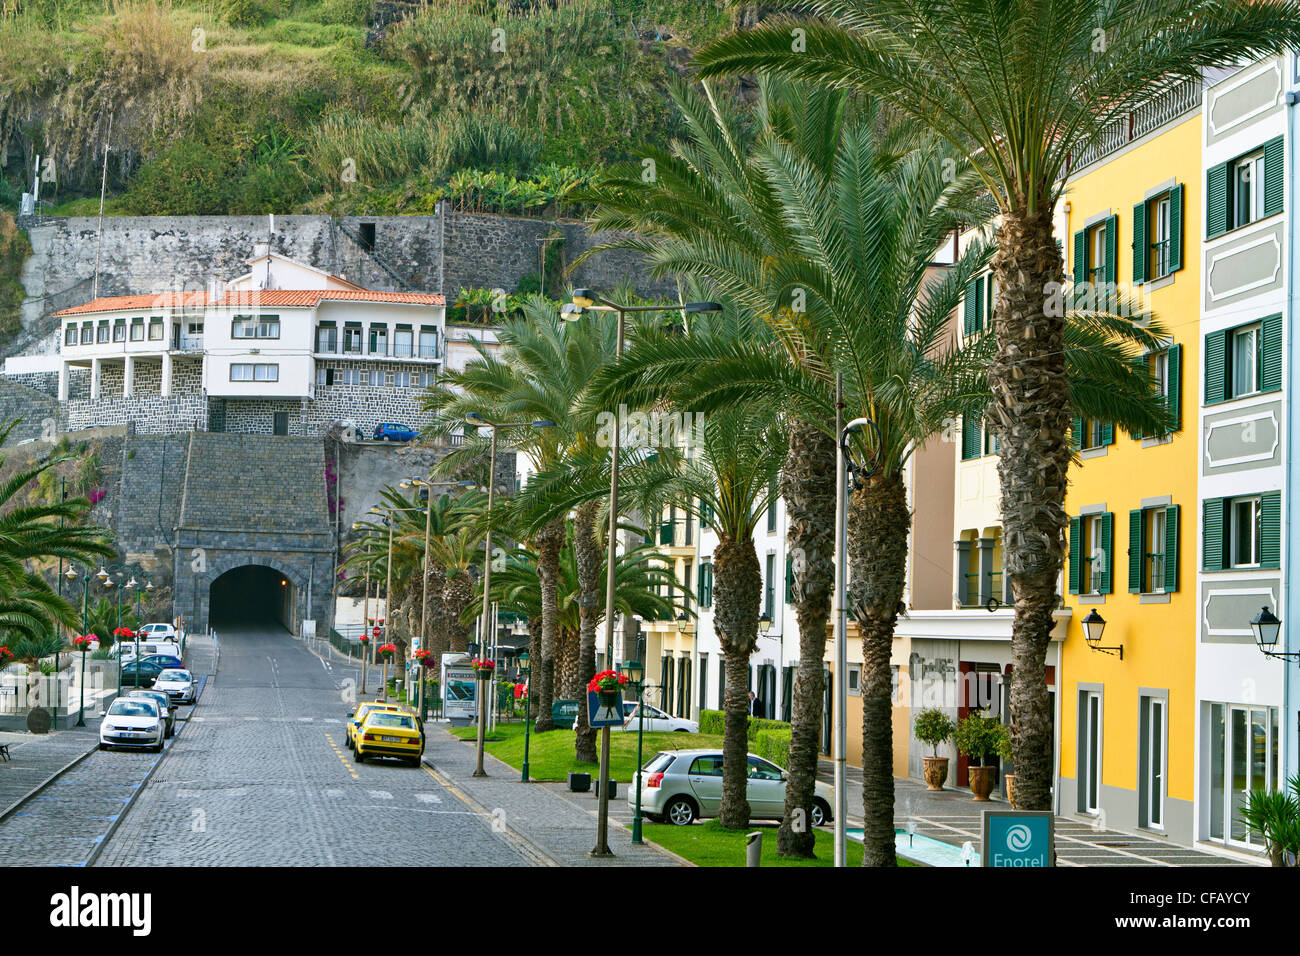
[446,721,722,782]
[642,820,920,867]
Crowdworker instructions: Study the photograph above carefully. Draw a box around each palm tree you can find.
[583,80,1170,860]
[696,0,1300,815]
[426,299,618,758]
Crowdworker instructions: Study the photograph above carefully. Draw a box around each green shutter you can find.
[1164,504,1180,593]
[1100,422,1114,446]
[962,410,983,460]
[1068,517,1081,594]
[1261,313,1283,392]
[1206,162,1229,238]
[1132,199,1148,284]
[964,278,979,336]
[1263,135,1285,217]
[1205,329,1227,404]
[1167,344,1182,432]
[1168,184,1184,272]
[1098,512,1113,594]
[1203,498,1226,572]
[1104,215,1119,287]
[1260,491,1281,569]
[700,501,712,528]
[697,563,706,607]
[1128,509,1144,593]
[1073,229,1087,285]
[784,559,794,604]
[1071,414,1083,450]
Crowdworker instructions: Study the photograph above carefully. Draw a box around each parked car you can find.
[553,699,582,728]
[620,703,698,733]
[628,749,834,827]
[345,701,404,749]
[99,697,163,752]
[153,669,196,705]
[373,423,418,442]
[127,689,175,738]
[138,623,178,642]
[354,710,425,766]
[120,655,185,688]
[572,700,637,730]
[113,640,181,663]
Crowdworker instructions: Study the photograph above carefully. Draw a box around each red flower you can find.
[471,658,495,670]
[378,642,397,656]
[359,634,370,644]
[113,626,136,638]
[73,635,95,648]
[587,669,628,694]
[0,646,12,661]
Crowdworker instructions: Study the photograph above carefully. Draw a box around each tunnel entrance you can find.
[209,565,298,632]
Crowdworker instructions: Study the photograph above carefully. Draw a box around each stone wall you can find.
[66,395,207,433]
[12,210,675,358]
[115,431,189,560]
[0,376,61,441]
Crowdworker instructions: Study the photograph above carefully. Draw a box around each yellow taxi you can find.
[345,701,404,750]
[354,709,425,766]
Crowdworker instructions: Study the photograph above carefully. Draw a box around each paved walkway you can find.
[821,761,1258,866]
[421,727,684,867]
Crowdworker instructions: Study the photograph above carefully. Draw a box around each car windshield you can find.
[368,713,415,729]
[109,700,157,717]
[158,671,191,681]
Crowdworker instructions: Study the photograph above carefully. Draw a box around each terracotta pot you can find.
[1005,774,1016,808]
[922,756,950,791]
[967,765,997,801]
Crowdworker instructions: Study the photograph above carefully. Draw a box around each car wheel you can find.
[407,756,421,767]
[664,796,697,826]
[345,736,354,750]
[354,748,365,763]
[153,741,164,754]
[673,728,689,732]
[98,743,108,751]
[811,799,830,828]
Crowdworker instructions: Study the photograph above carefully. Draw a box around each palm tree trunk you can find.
[558,628,581,698]
[713,533,760,829]
[533,516,565,732]
[990,208,1071,813]
[526,614,541,723]
[778,424,836,858]
[426,564,447,663]
[573,500,602,763]
[443,575,473,653]
[849,469,909,867]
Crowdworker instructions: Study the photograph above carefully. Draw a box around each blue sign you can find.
[982,810,1054,867]
[586,691,625,728]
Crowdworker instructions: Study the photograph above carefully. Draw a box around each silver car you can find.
[628,748,834,827]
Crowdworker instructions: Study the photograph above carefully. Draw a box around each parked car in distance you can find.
[153,669,196,705]
[120,655,185,688]
[345,701,404,749]
[572,700,636,730]
[354,710,425,766]
[138,623,178,642]
[127,689,175,738]
[620,703,698,733]
[99,697,163,752]
[113,640,181,663]
[628,749,834,827]
[373,423,418,442]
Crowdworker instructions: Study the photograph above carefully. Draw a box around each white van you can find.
[113,640,182,662]
[138,623,178,641]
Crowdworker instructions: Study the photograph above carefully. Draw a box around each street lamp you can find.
[65,564,92,726]
[96,561,146,692]
[568,288,721,858]
[461,414,555,777]
[518,648,532,782]
[1249,606,1290,659]
[1081,609,1122,658]
[620,658,648,843]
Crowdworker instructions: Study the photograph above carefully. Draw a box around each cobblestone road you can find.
[94,624,527,866]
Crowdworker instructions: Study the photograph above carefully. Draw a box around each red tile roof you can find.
[54,289,445,317]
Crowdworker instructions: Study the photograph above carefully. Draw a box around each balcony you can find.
[958,570,1015,609]
[313,342,441,362]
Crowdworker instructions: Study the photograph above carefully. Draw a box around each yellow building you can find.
[1055,92,1203,842]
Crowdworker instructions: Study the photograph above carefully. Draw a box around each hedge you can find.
[753,728,793,769]
[699,709,791,743]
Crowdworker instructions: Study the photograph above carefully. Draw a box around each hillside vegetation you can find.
[0,0,736,218]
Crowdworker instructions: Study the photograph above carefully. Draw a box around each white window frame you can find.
[1141,696,1166,830]
[1082,691,1103,815]
[1152,194,1172,278]
[1229,323,1261,399]
[1082,514,1103,594]
[1231,152,1264,229]
[1145,508,1167,594]
[1229,496,1262,569]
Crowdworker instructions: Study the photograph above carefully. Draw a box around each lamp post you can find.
[64,564,92,726]
[96,562,145,692]
[1081,609,1122,658]
[1248,606,1297,774]
[567,288,721,858]
[400,476,439,709]
[620,658,647,843]
[518,648,532,782]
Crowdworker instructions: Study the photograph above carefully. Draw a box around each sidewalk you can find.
[422,727,685,867]
[821,760,1257,866]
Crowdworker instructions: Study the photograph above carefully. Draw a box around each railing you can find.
[315,342,441,361]
[960,571,1015,608]
[1069,78,1201,172]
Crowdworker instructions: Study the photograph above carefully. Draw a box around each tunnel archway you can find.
[209,565,298,632]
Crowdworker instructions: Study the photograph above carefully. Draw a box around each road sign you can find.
[587,692,624,728]
[982,809,1054,867]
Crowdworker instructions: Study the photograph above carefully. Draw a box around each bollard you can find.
[746,831,762,867]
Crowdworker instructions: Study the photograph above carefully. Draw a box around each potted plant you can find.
[1237,776,1300,867]
[914,708,956,791]
[588,669,628,707]
[999,732,1018,807]
[472,657,495,678]
[954,712,1010,802]
[414,648,436,669]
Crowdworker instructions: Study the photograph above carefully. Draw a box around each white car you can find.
[99,697,164,752]
[153,668,197,705]
[621,703,698,733]
[138,623,178,641]
[113,640,182,663]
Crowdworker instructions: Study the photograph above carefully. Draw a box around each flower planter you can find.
[922,756,950,792]
[968,765,997,802]
[597,689,622,708]
[475,668,494,678]
[1004,774,1017,808]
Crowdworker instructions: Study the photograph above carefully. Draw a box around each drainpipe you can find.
[1285,90,1300,783]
